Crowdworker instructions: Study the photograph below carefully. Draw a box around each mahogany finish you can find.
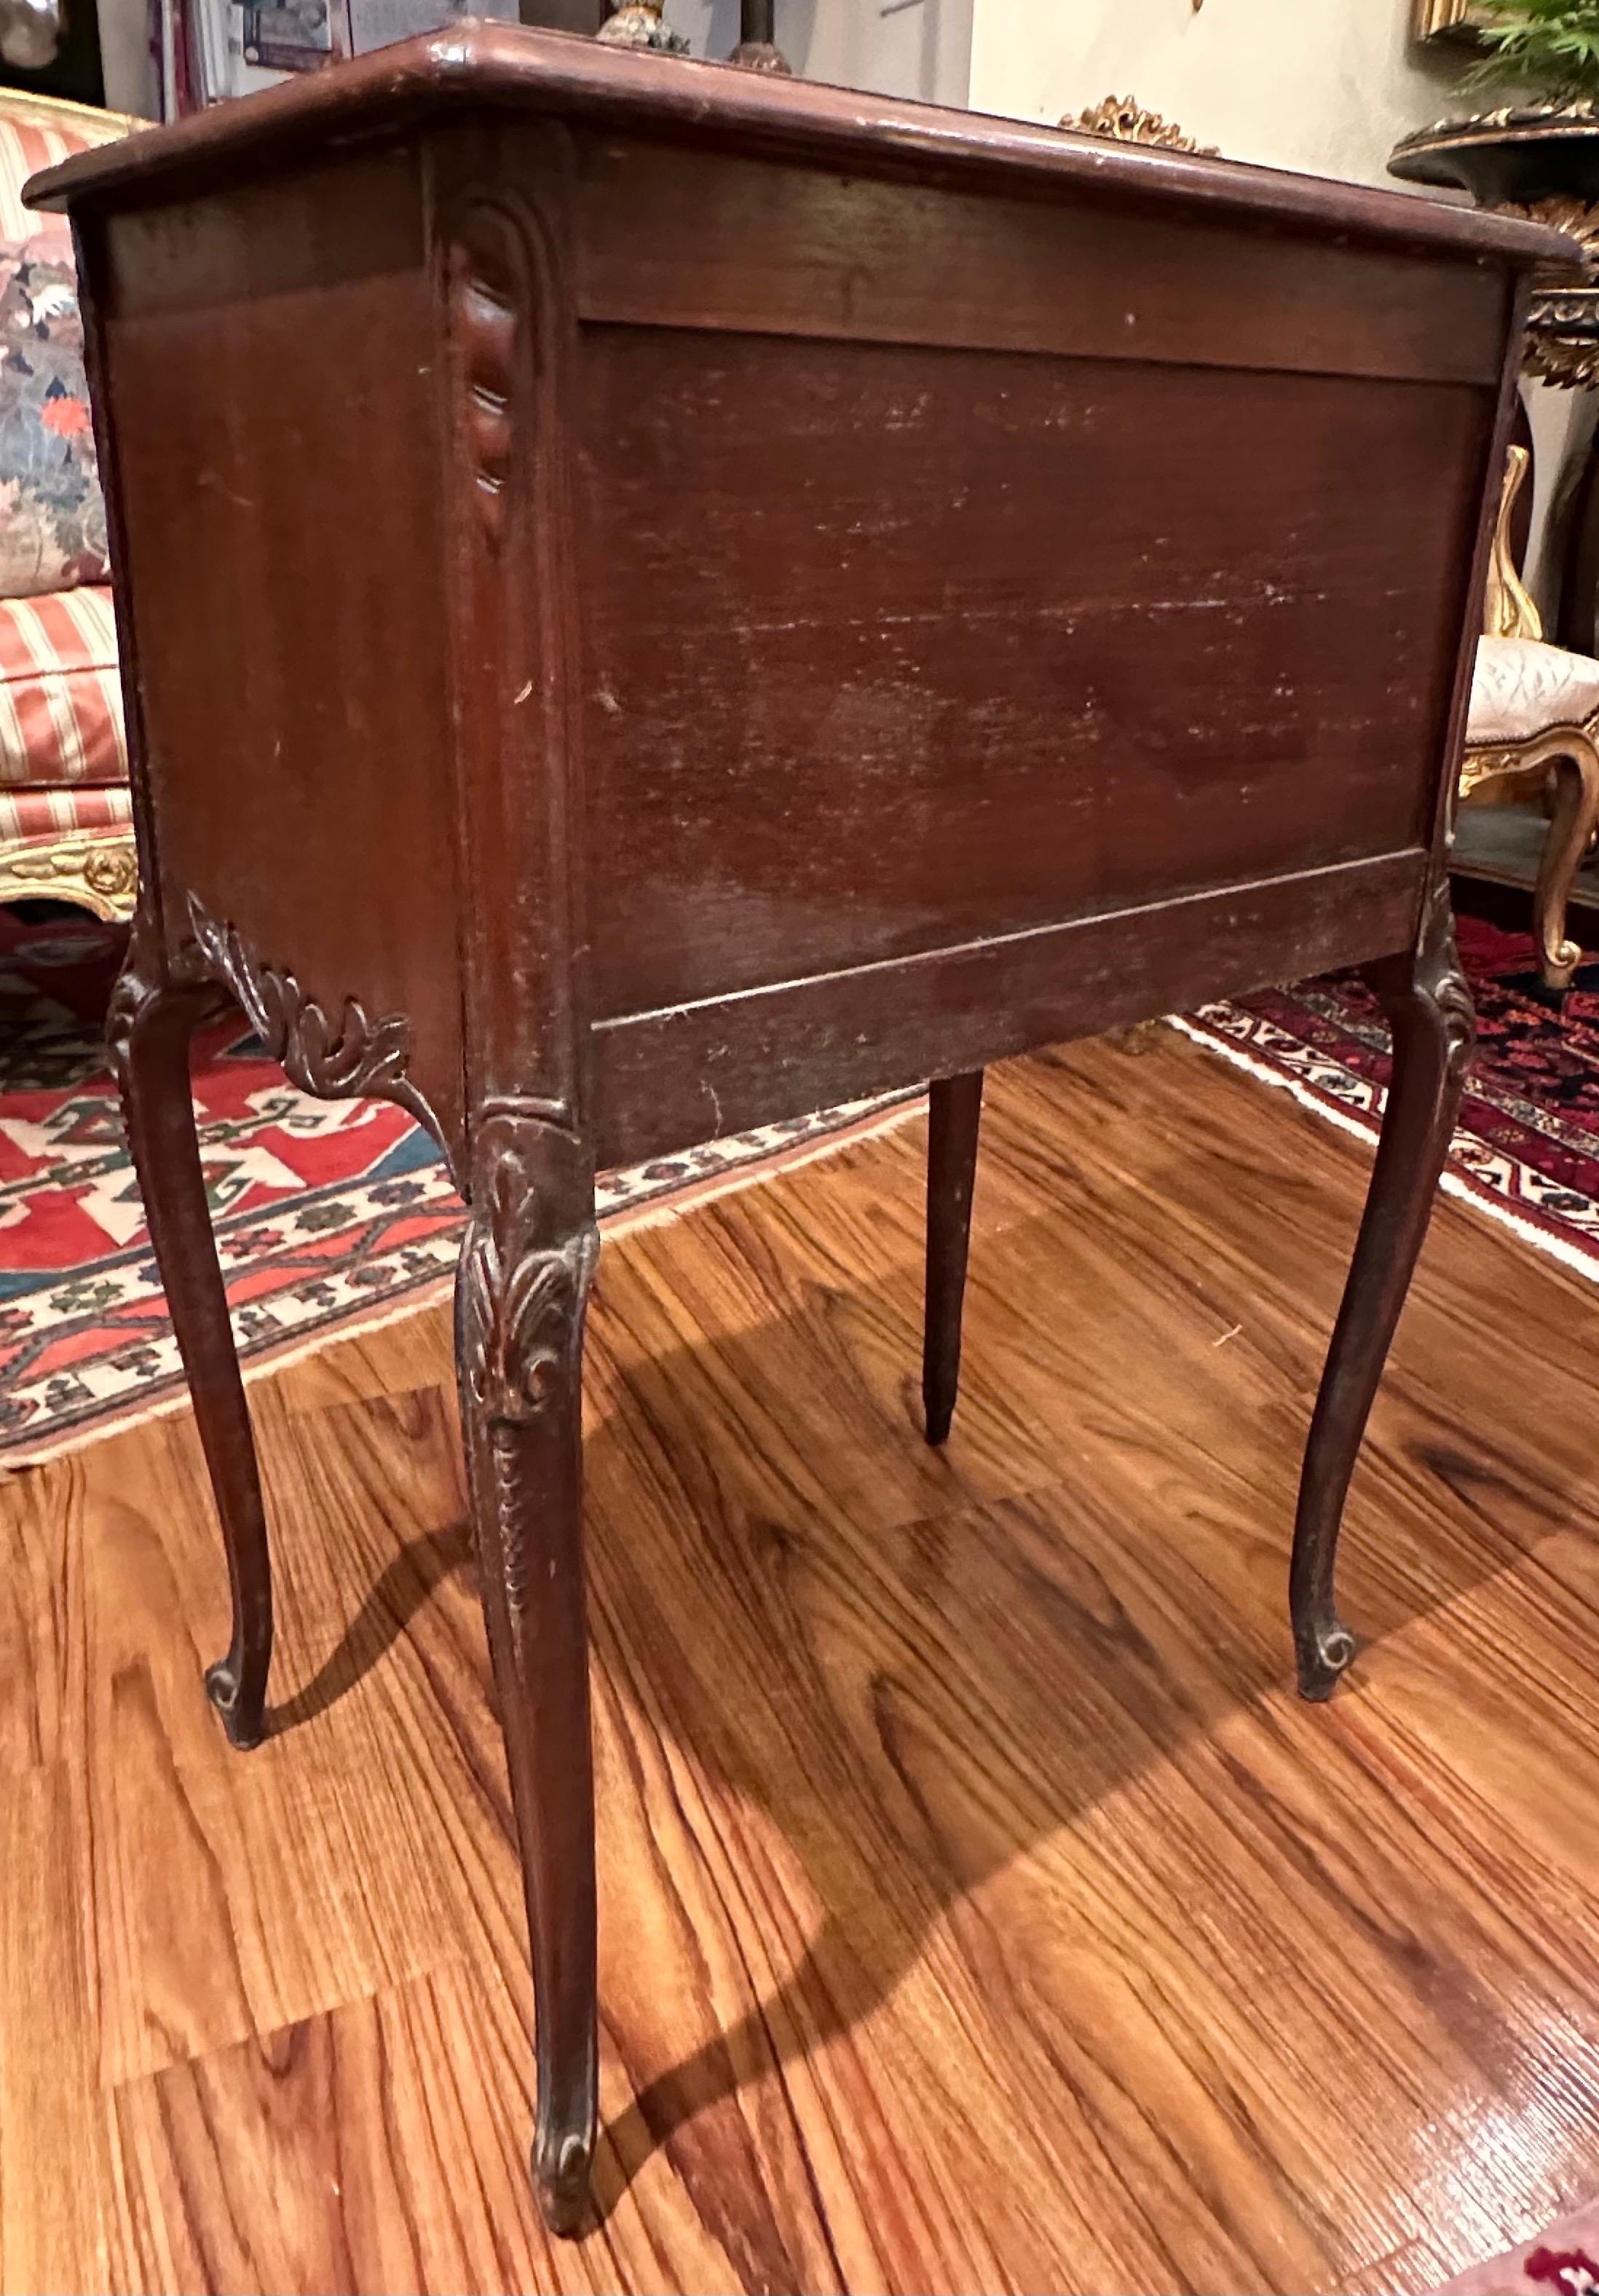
[28,25,1569,2234]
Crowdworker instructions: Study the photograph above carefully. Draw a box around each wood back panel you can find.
[580,323,1491,1022]
[91,146,466,1164]
[44,63,1534,1178]
[572,141,1510,387]
[588,851,1425,1167]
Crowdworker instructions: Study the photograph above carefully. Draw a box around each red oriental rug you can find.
[1437,2201,1599,2295]
[0,914,923,1462]
[1176,911,1599,1290]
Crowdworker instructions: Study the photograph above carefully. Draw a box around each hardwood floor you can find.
[4,1030,1599,2294]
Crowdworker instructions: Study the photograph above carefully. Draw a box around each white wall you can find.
[669,0,972,107]
[968,0,1460,186]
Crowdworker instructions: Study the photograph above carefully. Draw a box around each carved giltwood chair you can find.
[1461,441,1599,987]
[0,90,138,921]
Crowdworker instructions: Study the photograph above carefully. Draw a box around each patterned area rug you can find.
[0,915,921,1462]
[1437,2202,1599,2294]
[6,907,1598,1463]
[1177,912,1599,1289]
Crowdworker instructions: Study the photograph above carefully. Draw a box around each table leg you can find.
[1290,877,1475,1700]
[106,918,274,1750]
[455,1110,600,2236]
[923,1068,984,1445]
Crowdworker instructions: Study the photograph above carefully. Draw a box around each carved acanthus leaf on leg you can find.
[1290,868,1476,1702]
[458,1108,598,1662]
[462,1149,598,1424]
[1410,870,1476,1084]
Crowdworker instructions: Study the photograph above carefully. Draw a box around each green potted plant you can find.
[1466,0,1599,100]
[1392,0,1599,208]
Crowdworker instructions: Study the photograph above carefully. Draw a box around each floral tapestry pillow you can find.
[0,232,107,599]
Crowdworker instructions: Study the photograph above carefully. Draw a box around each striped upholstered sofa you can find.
[0,90,138,920]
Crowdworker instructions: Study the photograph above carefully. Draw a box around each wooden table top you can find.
[27,20,1574,274]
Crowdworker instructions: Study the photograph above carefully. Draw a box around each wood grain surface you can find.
[5,1030,1599,2294]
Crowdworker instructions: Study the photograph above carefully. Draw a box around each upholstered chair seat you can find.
[1469,634,1599,749]
[1458,445,1599,990]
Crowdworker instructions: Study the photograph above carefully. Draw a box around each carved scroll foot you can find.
[456,1107,600,2238]
[204,1657,266,1751]
[1290,877,1474,1701]
[1294,1615,1358,1704]
[534,2129,593,2241]
[923,1070,984,1446]
[108,915,274,1751]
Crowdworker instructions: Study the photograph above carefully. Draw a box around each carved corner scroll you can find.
[180,890,458,1184]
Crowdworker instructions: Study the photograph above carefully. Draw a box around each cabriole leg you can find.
[1290,879,1474,1700]
[456,1107,600,2235]
[107,918,274,1749]
[923,1068,984,1446]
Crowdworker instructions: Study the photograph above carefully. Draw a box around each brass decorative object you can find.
[0,827,137,920]
[1067,96,1217,156]
[596,1,687,52]
[1494,192,1599,385]
[1395,98,1599,151]
[1389,114,1599,385]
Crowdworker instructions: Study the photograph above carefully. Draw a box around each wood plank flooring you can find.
[4,1030,1599,2293]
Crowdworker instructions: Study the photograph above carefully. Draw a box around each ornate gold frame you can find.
[0,827,137,920]
[1065,97,1217,156]
[1413,0,1483,40]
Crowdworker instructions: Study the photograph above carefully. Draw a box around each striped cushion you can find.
[0,92,134,244]
[0,781,129,840]
[0,586,125,784]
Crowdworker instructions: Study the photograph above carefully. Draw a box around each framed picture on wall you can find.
[156,0,584,111]
[1413,0,1486,41]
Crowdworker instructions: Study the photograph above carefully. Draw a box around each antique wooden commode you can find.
[28,31,1568,2230]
